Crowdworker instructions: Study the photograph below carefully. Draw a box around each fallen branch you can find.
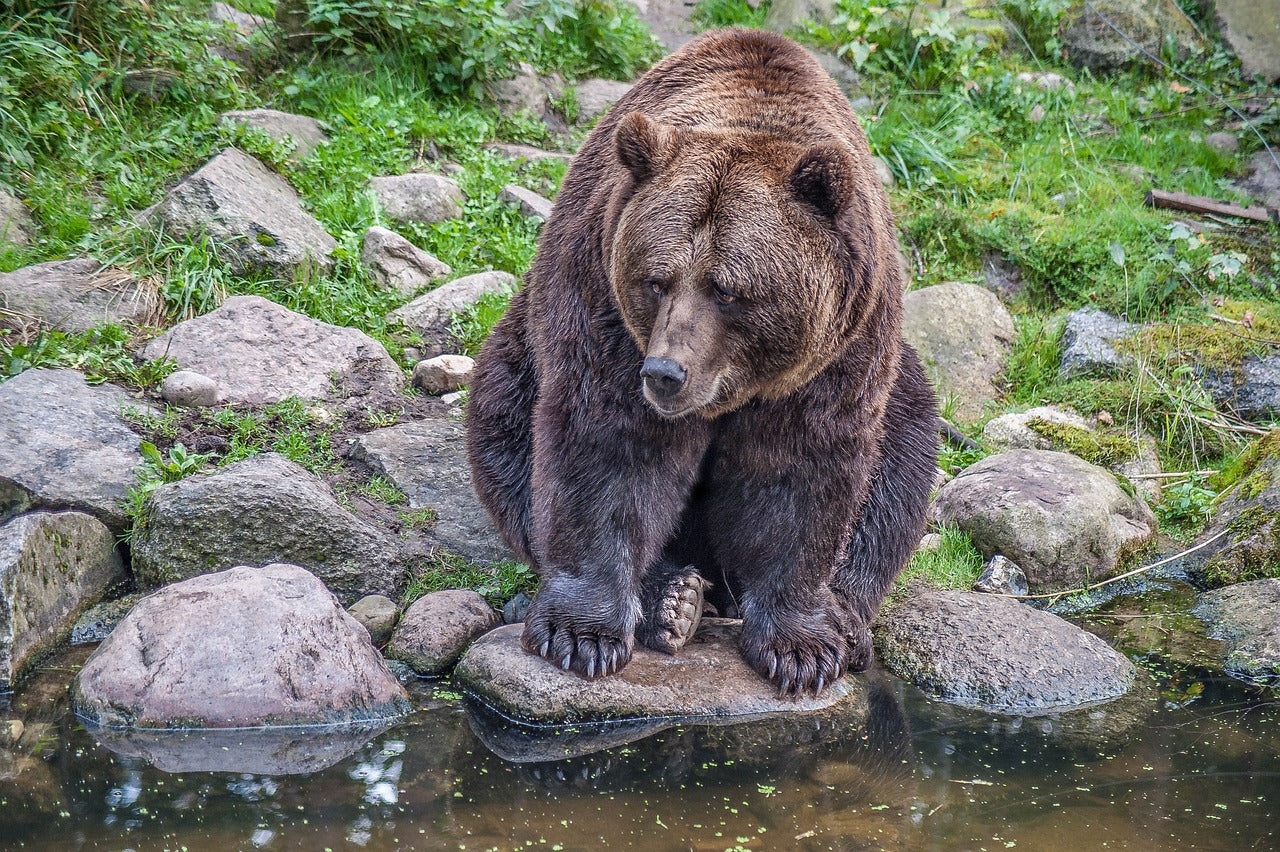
[985,528,1230,602]
[1126,469,1218,480]
[1145,189,1279,224]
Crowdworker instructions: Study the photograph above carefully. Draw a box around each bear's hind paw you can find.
[638,570,709,655]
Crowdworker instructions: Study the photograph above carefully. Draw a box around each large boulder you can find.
[456,619,862,724]
[0,511,123,690]
[0,258,157,333]
[1193,579,1280,685]
[571,78,633,124]
[360,226,451,296]
[350,417,511,564]
[0,188,36,245]
[901,282,1014,422]
[0,368,146,531]
[130,453,405,602]
[1211,0,1280,82]
[220,109,328,162]
[1061,0,1208,74]
[389,270,517,356]
[932,449,1157,592]
[875,590,1137,714]
[140,295,404,405]
[368,173,464,226]
[73,563,410,728]
[149,148,336,275]
[1184,431,1280,588]
[388,589,499,675]
[1058,307,1138,380]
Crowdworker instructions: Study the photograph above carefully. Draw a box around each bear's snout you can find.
[640,356,687,400]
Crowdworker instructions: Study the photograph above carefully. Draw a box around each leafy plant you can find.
[122,440,215,541]
[404,550,536,608]
[1156,474,1216,536]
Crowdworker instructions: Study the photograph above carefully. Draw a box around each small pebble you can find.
[160,370,219,407]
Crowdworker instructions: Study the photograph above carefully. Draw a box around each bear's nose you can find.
[640,356,687,398]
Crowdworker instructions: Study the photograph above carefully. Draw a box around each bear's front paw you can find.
[637,569,709,655]
[520,577,635,679]
[740,605,848,698]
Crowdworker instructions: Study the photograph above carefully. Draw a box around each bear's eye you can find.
[712,282,739,306]
[646,277,668,297]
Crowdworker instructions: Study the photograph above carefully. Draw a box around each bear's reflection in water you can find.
[465,671,916,803]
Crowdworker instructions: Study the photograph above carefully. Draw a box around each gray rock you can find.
[159,370,219,408]
[932,449,1157,592]
[484,142,573,167]
[1237,150,1280,208]
[973,555,1029,597]
[0,368,145,531]
[0,258,158,333]
[764,0,836,33]
[1205,131,1239,154]
[1212,0,1280,82]
[1193,579,1280,684]
[73,563,410,728]
[901,282,1015,423]
[1061,0,1208,74]
[388,589,499,675]
[456,619,861,725]
[875,590,1136,714]
[131,453,405,602]
[498,184,553,221]
[487,62,558,118]
[389,270,517,345]
[981,253,1024,302]
[982,405,1092,452]
[0,188,35,245]
[571,78,633,123]
[360,226,451,296]
[150,148,336,275]
[347,594,399,646]
[1199,353,1280,421]
[209,2,267,34]
[369,173,464,226]
[501,591,532,624]
[871,156,894,187]
[1058,307,1139,380]
[70,593,144,645]
[141,295,404,405]
[350,417,511,564]
[412,354,474,394]
[808,49,861,95]
[220,109,328,162]
[0,511,123,690]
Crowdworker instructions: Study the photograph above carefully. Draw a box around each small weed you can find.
[404,550,536,608]
[897,525,985,592]
[121,441,215,542]
[359,475,408,506]
[1,324,175,390]
[449,289,516,357]
[364,407,400,428]
[1156,474,1217,538]
[397,507,439,534]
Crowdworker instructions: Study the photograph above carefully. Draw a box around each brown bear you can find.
[466,28,939,696]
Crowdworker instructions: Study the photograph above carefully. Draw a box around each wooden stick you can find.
[1145,189,1279,224]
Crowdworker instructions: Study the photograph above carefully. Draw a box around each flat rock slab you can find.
[0,511,123,690]
[1059,307,1138,380]
[875,590,1137,714]
[351,417,511,564]
[932,449,1157,592]
[0,368,145,531]
[390,271,518,340]
[131,453,404,602]
[901,282,1014,423]
[1194,579,1280,685]
[220,109,327,162]
[455,620,863,726]
[73,563,410,728]
[369,173,464,226]
[0,258,157,333]
[150,147,335,275]
[140,295,404,405]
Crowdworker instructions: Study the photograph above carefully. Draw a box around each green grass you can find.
[1,324,175,389]
[404,550,536,609]
[359,475,409,505]
[692,0,771,31]
[449,289,516,357]
[896,525,985,592]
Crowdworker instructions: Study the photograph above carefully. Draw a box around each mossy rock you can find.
[1186,431,1280,588]
[1025,417,1140,467]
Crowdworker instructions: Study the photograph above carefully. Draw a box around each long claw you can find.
[560,653,572,670]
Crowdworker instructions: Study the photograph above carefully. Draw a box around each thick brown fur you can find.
[466,29,939,696]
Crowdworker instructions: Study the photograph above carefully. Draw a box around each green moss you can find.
[1199,505,1280,588]
[1212,430,1280,494]
[1026,417,1140,467]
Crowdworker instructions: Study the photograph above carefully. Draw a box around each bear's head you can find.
[607,112,886,419]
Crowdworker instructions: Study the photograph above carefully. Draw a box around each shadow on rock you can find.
[87,721,392,775]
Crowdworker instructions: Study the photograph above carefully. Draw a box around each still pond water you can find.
[2,646,1277,851]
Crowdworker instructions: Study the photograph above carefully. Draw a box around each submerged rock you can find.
[140,295,404,405]
[388,589,499,675]
[74,563,410,728]
[933,449,1156,592]
[350,417,511,564]
[131,453,405,602]
[0,258,157,333]
[875,590,1137,714]
[0,511,123,690]
[70,594,144,645]
[0,368,146,532]
[1193,579,1280,685]
[455,619,862,725]
[901,282,1014,423]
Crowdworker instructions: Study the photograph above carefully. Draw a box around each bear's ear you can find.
[615,112,673,183]
[786,144,855,218]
